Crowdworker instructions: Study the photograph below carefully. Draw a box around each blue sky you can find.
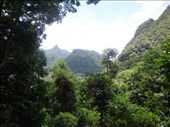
[41,1,170,54]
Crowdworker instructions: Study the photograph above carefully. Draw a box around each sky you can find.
[41,1,170,54]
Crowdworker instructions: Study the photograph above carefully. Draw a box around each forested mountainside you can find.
[119,5,170,69]
[65,49,102,74]
[45,5,170,73]
[45,46,102,74]
[44,45,70,68]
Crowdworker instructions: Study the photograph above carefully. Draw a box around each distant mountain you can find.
[119,5,170,68]
[65,49,102,74]
[44,45,102,74]
[44,45,70,68]
[134,18,154,37]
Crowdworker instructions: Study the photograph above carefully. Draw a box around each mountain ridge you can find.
[44,44,70,68]
[44,45,102,74]
[65,49,102,74]
[118,5,170,68]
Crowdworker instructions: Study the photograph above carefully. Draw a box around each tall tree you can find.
[48,60,77,116]
[85,74,113,127]
[102,48,119,78]
[128,39,170,126]
[0,0,99,126]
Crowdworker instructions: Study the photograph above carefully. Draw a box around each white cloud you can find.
[41,19,135,54]
[129,1,168,23]
[41,1,170,54]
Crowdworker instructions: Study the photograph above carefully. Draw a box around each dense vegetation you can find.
[65,49,102,74]
[0,0,99,126]
[44,47,102,74]
[43,39,170,127]
[119,5,170,69]
[1,1,170,127]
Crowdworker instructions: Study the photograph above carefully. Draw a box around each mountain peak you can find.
[50,44,60,51]
[72,49,100,58]
[119,5,170,68]
[158,4,170,20]
[44,44,70,68]
[134,18,154,37]
[66,49,101,74]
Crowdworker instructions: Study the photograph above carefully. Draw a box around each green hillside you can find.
[2,1,170,126]
[119,5,170,69]
[44,45,70,68]
[65,49,102,74]
[45,46,102,74]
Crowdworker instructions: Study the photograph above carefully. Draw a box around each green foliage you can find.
[66,49,102,74]
[0,5,48,125]
[105,93,159,127]
[46,60,77,116]
[77,108,100,127]
[66,55,100,74]
[53,112,77,127]
[83,74,113,126]
[116,68,135,83]
[44,39,170,127]
[126,39,170,126]
[0,0,82,126]
[105,94,131,127]
[1,1,170,127]
[85,74,113,111]
[156,39,170,81]
[0,0,101,126]
[51,60,73,79]
[102,48,119,78]
[128,104,159,127]
[119,5,170,69]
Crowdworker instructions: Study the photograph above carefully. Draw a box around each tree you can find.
[0,1,77,126]
[77,108,99,127]
[0,21,48,124]
[128,39,170,126]
[85,74,113,127]
[0,1,100,126]
[102,48,119,78]
[157,39,170,82]
[48,60,77,116]
[53,112,77,127]
[156,39,170,119]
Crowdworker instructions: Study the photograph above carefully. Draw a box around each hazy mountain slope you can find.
[44,45,70,68]
[119,5,170,68]
[65,49,102,74]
